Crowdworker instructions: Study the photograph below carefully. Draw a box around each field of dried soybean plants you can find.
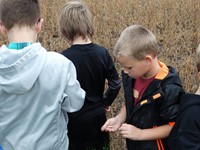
[1,0,200,149]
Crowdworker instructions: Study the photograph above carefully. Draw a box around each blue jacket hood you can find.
[0,43,46,94]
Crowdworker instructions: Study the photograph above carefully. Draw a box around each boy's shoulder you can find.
[47,51,68,59]
[63,43,110,57]
[180,93,200,111]
[160,65,182,86]
[45,50,73,67]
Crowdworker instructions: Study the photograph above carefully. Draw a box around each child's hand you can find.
[101,117,121,132]
[119,123,142,141]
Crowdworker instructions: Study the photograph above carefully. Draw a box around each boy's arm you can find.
[160,83,185,121]
[61,61,85,112]
[140,124,172,140]
[119,124,172,141]
[102,51,121,106]
[115,104,127,123]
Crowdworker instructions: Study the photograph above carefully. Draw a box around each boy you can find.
[168,45,200,149]
[101,25,185,150]
[59,1,121,150]
[0,0,85,150]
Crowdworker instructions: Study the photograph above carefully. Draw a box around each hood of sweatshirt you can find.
[0,43,46,94]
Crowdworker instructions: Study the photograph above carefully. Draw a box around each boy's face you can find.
[117,55,150,79]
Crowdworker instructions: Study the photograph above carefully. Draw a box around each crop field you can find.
[1,0,200,149]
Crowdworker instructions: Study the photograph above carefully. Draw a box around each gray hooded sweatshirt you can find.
[0,43,85,150]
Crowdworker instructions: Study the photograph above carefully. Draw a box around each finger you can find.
[119,130,127,138]
[106,125,113,131]
[101,125,107,131]
[101,123,108,131]
[101,121,112,131]
[119,124,126,130]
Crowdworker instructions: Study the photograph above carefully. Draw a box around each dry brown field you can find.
[39,1,200,149]
[1,0,200,149]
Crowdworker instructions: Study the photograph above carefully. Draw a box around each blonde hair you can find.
[196,44,200,72]
[114,25,159,60]
[59,0,94,41]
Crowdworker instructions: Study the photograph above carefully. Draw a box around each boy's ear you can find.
[144,55,152,65]
[0,22,7,35]
[35,18,44,33]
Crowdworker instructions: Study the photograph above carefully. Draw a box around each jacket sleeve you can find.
[160,84,185,122]
[61,61,85,113]
[102,51,121,106]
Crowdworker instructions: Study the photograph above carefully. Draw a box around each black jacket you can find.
[62,43,121,120]
[168,93,200,150]
[122,62,185,150]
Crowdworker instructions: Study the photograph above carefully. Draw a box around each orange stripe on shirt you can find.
[168,122,175,126]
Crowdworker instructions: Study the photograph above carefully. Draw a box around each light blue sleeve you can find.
[61,61,85,112]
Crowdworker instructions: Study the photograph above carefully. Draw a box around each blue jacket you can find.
[0,43,85,150]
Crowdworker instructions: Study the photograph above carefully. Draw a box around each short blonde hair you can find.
[59,0,94,41]
[114,25,159,60]
[196,44,200,72]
